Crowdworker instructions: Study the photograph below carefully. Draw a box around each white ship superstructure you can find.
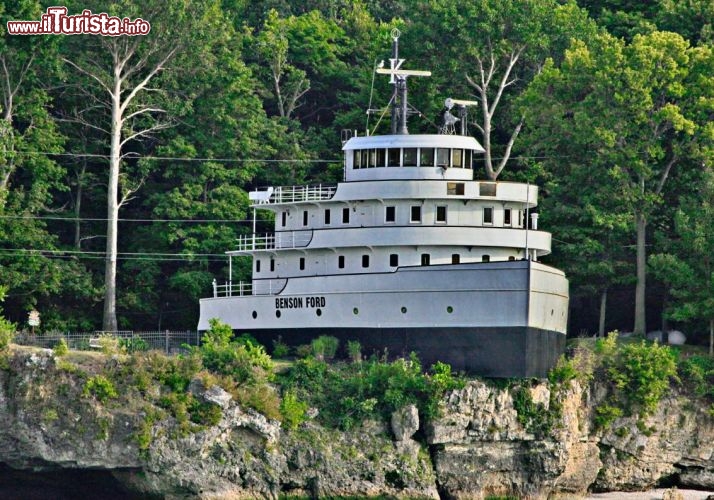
[198,32,568,377]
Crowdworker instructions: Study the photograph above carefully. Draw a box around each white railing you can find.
[212,279,287,297]
[249,184,336,204]
[235,230,312,252]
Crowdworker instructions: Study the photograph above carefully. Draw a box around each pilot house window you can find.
[420,148,434,167]
[403,148,418,166]
[447,182,465,195]
[388,148,400,167]
[436,148,450,168]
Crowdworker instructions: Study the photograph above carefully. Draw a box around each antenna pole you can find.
[398,78,408,135]
[390,34,399,135]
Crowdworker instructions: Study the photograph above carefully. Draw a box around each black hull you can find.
[244,327,565,378]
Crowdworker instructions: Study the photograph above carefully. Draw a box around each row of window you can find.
[284,205,520,227]
[255,253,511,273]
[353,148,474,169]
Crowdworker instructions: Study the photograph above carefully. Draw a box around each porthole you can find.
[252,311,257,319]
[447,306,454,314]
[276,310,281,318]
[316,308,322,317]
[353,307,359,315]
[401,306,407,314]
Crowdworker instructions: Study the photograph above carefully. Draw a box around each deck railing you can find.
[212,278,287,297]
[250,184,336,204]
[234,230,312,252]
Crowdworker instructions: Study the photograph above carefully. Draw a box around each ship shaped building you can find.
[198,32,569,377]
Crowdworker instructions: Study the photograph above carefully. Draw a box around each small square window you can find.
[299,257,305,270]
[324,209,331,225]
[410,206,422,223]
[385,206,396,223]
[483,207,494,224]
[447,182,465,195]
[342,207,350,224]
[390,254,399,267]
[338,255,345,269]
[362,255,370,268]
[421,254,430,266]
[436,205,447,223]
[482,255,490,263]
[452,254,460,264]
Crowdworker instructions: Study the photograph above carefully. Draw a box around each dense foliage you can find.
[0,0,712,351]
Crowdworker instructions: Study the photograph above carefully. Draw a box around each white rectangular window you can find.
[281,211,287,227]
[410,205,422,223]
[324,209,331,225]
[256,260,261,273]
[303,210,308,226]
[436,205,447,223]
[299,257,305,271]
[504,208,512,226]
[483,207,494,225]
[338,255,345,269]
[390,254,399,267]
[342,207,350,224]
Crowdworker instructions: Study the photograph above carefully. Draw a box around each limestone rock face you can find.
[0,346,713,498]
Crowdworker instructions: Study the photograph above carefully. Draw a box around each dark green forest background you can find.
[1,0,712,346]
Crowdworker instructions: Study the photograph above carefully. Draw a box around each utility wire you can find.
[0,215,272,223]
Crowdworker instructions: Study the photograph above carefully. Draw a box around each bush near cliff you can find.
[280,349,463,430]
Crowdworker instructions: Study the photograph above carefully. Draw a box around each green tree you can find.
[60,0,226,331]
[650,167,714,355]
[522,32,714,335]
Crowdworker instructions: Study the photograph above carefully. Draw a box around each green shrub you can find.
[188,399,222,427]
[594,403,623,429]
[53,338,69,357]
[679,355,714,399]
[280,353,462,429]
[548,355,578,384]
[311,335,339,361]
[511,385,555,437]
[0,285,15,351]
[198,319,273,383]
[295,344,312,359]
[347,340,362,363]
[280,389,308,430]
[119,336,149,353]
[272,336,290,358]
[98,334,121,355]
[83,375,118,403]
[595,332,678,418]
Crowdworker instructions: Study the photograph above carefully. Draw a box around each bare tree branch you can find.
[62,57,112,95]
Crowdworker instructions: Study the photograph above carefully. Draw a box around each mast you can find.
[376,29,431,135]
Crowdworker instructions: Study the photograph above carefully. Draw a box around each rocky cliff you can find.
[1,346,712,499]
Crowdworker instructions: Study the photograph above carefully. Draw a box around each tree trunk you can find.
[633,211,647,336]
[73,161,85,250]
[102,76,121,333]
[598,288,607,337]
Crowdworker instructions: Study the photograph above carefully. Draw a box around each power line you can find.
[10,151,341,163]
[0,248,227,257]
[0,215,273,223]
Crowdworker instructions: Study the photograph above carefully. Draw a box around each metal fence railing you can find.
[13,330,201,355]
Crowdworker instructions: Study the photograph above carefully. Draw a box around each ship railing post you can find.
[212,278,217,297]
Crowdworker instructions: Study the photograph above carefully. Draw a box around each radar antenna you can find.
[440,98,478,136]
[374,29,431,135]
